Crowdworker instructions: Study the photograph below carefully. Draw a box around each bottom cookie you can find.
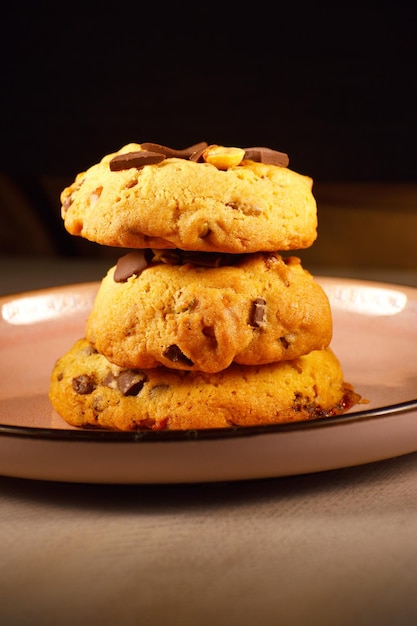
[49,339,360,431]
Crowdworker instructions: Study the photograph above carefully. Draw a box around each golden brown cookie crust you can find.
[49,339,359,431]
[85,253,332,373]
[61,143,318,253]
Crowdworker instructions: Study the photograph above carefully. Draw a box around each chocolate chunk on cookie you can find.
[60,142,317,253]
[49,339,360,431]
[85,252,333,373]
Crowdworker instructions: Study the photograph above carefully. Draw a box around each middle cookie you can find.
[86,250,333,373]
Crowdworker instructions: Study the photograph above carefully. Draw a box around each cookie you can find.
[85,251,333,373]
[61,142,318,253]
[49,338,359,431]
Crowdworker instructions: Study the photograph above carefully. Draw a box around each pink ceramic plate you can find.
[0,277,416,483]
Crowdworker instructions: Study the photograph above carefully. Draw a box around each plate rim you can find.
[1,275,416,443]
[1,398,417,443]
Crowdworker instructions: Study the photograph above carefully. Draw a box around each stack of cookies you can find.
[49,142,360,430]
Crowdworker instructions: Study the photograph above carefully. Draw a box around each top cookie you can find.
[61,142,318,253]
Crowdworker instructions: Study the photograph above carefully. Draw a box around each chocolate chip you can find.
[72,375,96,395]
[140,142,208,159]
[103,372,118,388]
[244,147,289,167]
[182,251,225,267]
[188,144,208,162]
[163,344,194,366]
[185,142,209,159]
[114,251,152,282]
[109,150,165,171]
[108,143,289,171]
[152,250,183,265]
[182,251,240,267]
[250,298,267,327]
[117,370,146,396]
[152,248,243,268]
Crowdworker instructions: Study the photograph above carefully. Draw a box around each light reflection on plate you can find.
[0,277,416,484]
[327,283,408,316]
[1,290,96,325]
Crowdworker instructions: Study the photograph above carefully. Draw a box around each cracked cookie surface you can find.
[49,338,359,431]
[61,143,317,253]
[85,252,333,373]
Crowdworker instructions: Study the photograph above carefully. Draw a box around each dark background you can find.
[2,2,416,180]
[1,3,416,256]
